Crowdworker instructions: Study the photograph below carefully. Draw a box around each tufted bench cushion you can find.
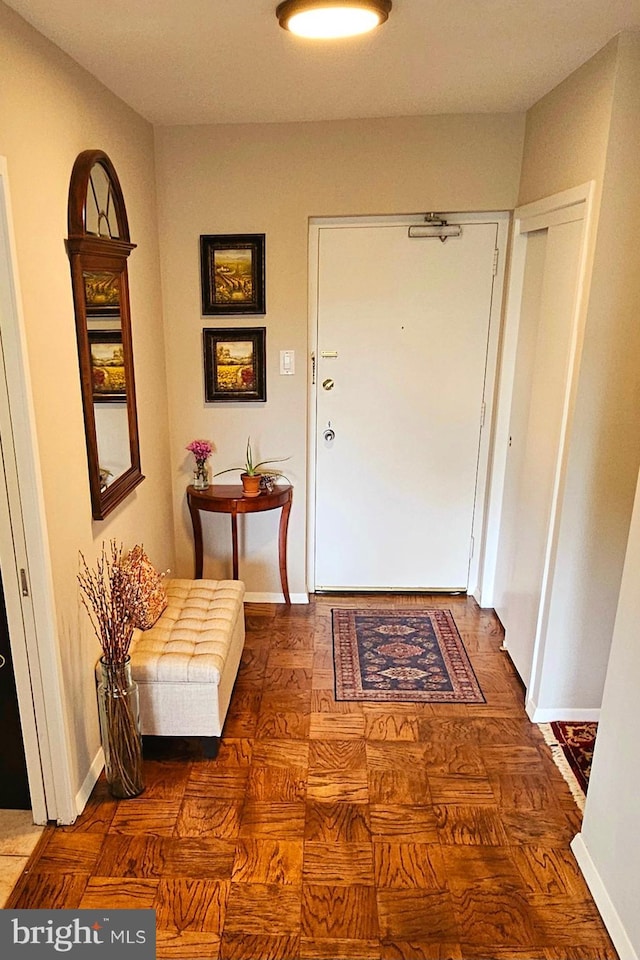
[127,578,245,748]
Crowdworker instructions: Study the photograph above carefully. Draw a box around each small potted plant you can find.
[215,437,290,497]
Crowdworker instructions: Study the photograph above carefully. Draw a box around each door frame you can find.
[0,157,76,824]
[307,212,510,596]
[487,182,597,718]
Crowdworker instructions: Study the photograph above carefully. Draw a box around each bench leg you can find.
[201,736,221,759]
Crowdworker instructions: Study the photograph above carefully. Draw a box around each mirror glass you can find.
[85,163,122,240]
[84,271,130,492]
[66,151,143,519]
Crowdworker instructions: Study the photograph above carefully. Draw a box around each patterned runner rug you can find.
[539,721,598,810]
[332,608,485,703]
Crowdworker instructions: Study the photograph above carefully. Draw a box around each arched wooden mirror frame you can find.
[66,150,144,520]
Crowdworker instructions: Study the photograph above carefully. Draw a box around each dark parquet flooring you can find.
[9,595,617,959]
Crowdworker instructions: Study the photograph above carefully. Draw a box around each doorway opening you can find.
[0,156,75,825]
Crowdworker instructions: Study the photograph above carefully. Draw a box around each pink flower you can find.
[186,439,213,464]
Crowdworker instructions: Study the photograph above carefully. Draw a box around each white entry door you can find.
[313,220,499,591]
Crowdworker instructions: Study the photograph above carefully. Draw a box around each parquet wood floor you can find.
[9,595,617,960]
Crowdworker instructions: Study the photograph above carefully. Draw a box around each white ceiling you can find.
[6,0,640,126]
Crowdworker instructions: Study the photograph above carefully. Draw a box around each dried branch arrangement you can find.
[78,540,142,663]
[79,541,145,798]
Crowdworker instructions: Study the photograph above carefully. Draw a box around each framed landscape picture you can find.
[200,234,265,316]
[88,330,127,402]
[83,270,121,317]
[203,327,266,402]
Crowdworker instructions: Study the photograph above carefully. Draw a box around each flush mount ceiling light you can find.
[276,0,392,39]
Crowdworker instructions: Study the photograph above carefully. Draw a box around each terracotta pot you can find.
[241,473,262,497]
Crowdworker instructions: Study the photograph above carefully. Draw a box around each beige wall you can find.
[572,36,640,949]
[515,33,640,710]
[579,469,640,955]
[154,114,525,596]
[518,37,617,205]
[0,2,174,800]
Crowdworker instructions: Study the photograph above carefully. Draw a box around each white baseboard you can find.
[571,833,639,960]
[244,592,309,604]
[74,747,104,819]
[526,698,601,723]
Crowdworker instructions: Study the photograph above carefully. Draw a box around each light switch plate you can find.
[280,350,295,375]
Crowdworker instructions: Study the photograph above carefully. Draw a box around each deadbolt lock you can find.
[322,378,335,391]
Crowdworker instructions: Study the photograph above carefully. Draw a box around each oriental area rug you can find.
[332,608,485,703]
[540,720,598,810]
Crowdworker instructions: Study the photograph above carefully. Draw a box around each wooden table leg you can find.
[188,497,204,579]
[230,513,239,580]
[278,494,292,604]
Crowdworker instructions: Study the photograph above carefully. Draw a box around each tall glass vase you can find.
[97,657,144,798]
[193,460,210,490]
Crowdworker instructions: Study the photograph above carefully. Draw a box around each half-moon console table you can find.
[187,483,293,604]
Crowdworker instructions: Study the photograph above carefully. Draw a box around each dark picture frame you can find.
[88,330,127,402]
[200,234,265,316]
[83,270,121,317]
[203,327,266,402]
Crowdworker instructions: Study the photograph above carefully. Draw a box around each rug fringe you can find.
[538,723,585,811]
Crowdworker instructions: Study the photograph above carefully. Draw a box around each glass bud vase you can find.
[193,460,210,490]
[97,657,144,799]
